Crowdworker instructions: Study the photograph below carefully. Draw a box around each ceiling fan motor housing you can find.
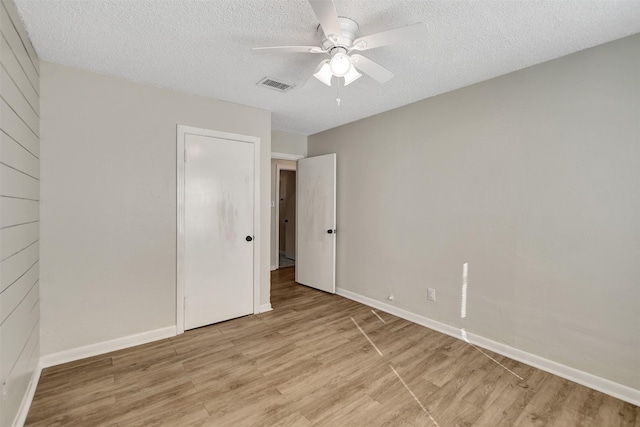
[318,17,359,50]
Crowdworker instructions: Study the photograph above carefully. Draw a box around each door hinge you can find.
[184,148,187,162]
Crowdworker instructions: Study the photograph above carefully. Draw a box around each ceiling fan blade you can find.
[350,54,394,83]
[308,0,342,44]
[252,46,326,54]
[350,22,428,51]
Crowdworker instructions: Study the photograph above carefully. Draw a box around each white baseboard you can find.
[260,303,273,313]
[271,264,277,271]
[12,363,42,427]
[40,326,177,369]
[336,287,640,406]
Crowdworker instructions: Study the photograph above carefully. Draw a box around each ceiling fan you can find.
[252,0,428,88]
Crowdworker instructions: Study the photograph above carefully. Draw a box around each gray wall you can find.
[272,130,307,156]
[308,34,640,390]
[0,0,40,424]
[40,62,271,357]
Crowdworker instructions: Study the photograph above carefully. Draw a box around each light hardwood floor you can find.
[26,267,639,426]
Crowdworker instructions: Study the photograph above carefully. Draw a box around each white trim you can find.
[177,126,186,335]
[177,125,261,334]
[12,363,42,427]
[275,163,296,270]
[40,326,177,369]
[336,287,640,406]
[253,134,262,317]
[260,303,273,313]
[271,152,304,160]
[271,264,277,271]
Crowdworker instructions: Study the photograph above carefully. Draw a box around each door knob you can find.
[327,229,334,234]
[246,236,253,242]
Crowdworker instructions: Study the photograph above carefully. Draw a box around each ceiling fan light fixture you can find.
[254,1,429,92]
[343,65,362,86]
[329,52,351,77]
[314,62,333,86]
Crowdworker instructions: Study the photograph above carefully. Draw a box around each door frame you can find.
[275,163,297,269]
[176,125,261,335]
[270,153,303,271]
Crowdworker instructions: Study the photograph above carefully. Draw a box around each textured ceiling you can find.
[14,0,640,135]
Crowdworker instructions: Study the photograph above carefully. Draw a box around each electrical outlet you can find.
[427,288,436,301]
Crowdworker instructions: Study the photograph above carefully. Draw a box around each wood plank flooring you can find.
[26,267,639,426]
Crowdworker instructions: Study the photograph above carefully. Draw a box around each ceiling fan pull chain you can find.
[336,78,341,106]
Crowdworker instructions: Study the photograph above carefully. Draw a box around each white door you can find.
[296,154,336,293]
[184,133,255,329]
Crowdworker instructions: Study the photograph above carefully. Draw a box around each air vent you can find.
[257,77,295,93]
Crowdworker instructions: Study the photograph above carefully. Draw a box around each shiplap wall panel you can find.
[1,98,39,157]
[0,286,39,380]
[1,0,38,74]
[1,65,39,136]
[0,4,38,94]
[1,131,39,178]
[0,1,39,424]
[3,317,39,426]
[0,221,38,260]
[1,162,38,196]
[1,261,37,324]
[1,198,38,228]
[1,164,39,199]
[1,37,39,115]
[0,241,38,292]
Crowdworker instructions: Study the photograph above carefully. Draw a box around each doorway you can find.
[275,162,296,269]
[278,169,296,268]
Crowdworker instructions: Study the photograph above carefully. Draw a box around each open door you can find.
[296,154,336,293]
